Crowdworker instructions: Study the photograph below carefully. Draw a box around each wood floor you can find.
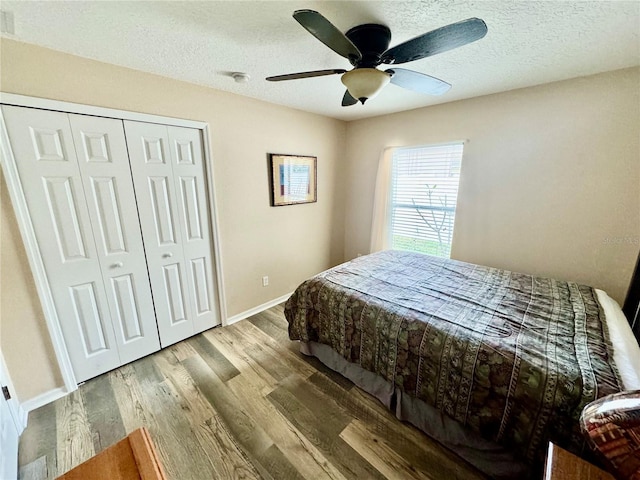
[18,304,488,480]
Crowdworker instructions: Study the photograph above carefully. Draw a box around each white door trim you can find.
[0,111,78,393]
[0,92,208,129]
[0,350,25,480]
[0,351,27,431]
[201,124,229,326]
[0,93,228,395]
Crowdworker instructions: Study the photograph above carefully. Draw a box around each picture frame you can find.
[268,153,317,206]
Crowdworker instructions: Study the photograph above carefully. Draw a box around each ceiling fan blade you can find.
[293,9,362,61]
[386,68,451,95]
[266,69,346,81]
[342,90,358,106]
[382,18,487,64]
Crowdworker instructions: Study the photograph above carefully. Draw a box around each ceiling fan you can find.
[266,10,487,106]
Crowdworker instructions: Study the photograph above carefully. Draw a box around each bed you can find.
[284,250,640,479]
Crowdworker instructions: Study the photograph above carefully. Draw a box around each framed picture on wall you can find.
[268,153,317,206]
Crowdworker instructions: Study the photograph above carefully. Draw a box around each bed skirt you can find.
[299,341,530,480]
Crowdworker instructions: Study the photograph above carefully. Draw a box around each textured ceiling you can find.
[1,1,639,121]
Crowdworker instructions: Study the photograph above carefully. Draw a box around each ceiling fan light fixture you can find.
[341,68,390,104]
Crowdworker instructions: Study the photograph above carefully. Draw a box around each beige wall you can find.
[0,39,346,401]
[344,67,640,304]
[2,38,638,404]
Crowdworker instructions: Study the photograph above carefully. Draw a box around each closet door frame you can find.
[0,92,227,401]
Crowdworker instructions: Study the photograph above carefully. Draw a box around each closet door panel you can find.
[1,105,120,382]
[43,176,88,260]
[168,126,220,333]
[69,114,161,363]
[111,274,145,340]
[162,262,189,323]
[148,175,177,245]
[70,282,110,354]
[124,120,194,347]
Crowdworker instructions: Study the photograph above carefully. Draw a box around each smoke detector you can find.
[231,72,250,84]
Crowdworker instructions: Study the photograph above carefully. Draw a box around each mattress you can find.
[285,251,632,474]
[297,289,640,479]
[596,289,640,390]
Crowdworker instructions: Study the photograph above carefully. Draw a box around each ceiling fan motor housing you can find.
[345,24,392,67]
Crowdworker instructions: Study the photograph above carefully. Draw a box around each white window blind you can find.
[390,142,464,258]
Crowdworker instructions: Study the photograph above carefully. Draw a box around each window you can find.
[390,143,464,258]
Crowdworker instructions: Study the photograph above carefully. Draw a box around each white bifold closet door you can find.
[2,106,161,382]
[124,120,220,347]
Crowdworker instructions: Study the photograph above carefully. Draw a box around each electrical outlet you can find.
[262,275,269,287]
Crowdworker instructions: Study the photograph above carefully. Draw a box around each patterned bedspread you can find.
[285,250,622,464]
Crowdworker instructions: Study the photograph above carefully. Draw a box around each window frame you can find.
[388,141,465,258]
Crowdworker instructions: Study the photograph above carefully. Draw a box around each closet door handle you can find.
[111,262,123,268]
[162,253,173,259]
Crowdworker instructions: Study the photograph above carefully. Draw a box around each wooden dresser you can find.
[56,427,166,480]
[544,443,614,480]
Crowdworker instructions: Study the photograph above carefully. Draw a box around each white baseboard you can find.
[224,292,292,326]
[17,295,293,416]
[21,387,67,415]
